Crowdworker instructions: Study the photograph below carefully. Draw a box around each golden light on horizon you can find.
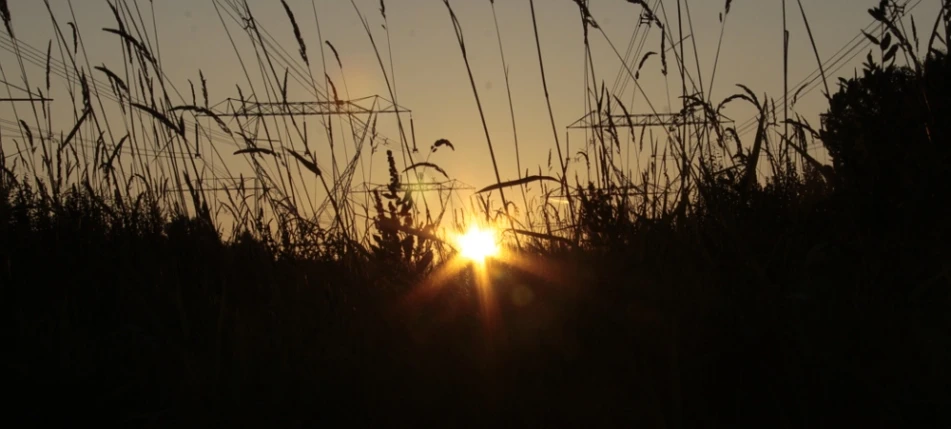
[456,226,500,264]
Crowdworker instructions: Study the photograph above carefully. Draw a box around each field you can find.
[1,0,950,426]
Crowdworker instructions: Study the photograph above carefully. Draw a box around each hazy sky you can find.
[0,0,940,203]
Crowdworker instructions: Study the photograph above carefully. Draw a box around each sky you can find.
[0,0,941,219]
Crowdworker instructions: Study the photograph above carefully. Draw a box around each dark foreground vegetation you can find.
[2,0,951,427]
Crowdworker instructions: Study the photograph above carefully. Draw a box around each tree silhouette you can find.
[820,49,951,211]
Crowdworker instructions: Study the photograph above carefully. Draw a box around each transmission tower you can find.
[565,106,736,208]
[567,109,727,130]
[568,107,735,162]
[353,179,475,194]
[198,94,412,208]
[209,95,410,148]
[353,179,474,229]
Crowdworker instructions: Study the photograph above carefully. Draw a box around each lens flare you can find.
[456,226,499,263]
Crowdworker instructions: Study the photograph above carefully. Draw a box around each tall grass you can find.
[1,0,950,426]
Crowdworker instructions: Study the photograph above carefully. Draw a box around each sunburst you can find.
[455,225,500,264]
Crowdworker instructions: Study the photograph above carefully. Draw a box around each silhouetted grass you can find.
[1,0,950,427]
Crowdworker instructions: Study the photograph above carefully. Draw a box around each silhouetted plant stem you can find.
[529,0,576,230]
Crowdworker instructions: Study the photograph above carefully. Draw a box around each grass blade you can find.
[403,162,449,179]
[476,175,560,195]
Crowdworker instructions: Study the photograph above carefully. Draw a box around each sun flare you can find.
[456,226,500,263]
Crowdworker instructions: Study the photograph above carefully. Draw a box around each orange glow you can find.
[455,226,500,264]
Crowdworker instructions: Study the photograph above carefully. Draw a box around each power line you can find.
[351,179,475,194]
[0,28,247,183]
[0,98,52,102]
[732,0,922,137]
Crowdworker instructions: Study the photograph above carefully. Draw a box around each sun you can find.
[456,226,500,263]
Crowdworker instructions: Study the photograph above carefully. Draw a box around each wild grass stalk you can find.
[488,0,530,221]
[529,0,575,232]
[440,0,521,249]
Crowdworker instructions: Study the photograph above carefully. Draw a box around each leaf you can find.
[883,44,899,63]
[431,138,454,151]
[716,93,757,113]
[281,68,289,102]
[792,84,809,106]
[171,105,232,134]
[576,151,589,164]
[200,70,209,108]
[18,120,32,147]
[102,134,129,172]
[287,149,321,176]
[102,27,155,64]
[881,31,892,51]
[105,3,128,57]
[784,119,819,139]
[131,102,185,136]
[403,162,449,179]
[234,147,275,156]
[476,175,560,194]
[326,75,340,105]
[736,83,760,107]
[61,106,92,150]
[636,51,656,79]
[613,94,636,131]
[659,24,668,76]
[68,22,77,54]
[326,41,342,69]
[280,0,308,66]
[44,40,51,91]
[862,30,881,46]
[511,229,575,247]
[911,16,919,53]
